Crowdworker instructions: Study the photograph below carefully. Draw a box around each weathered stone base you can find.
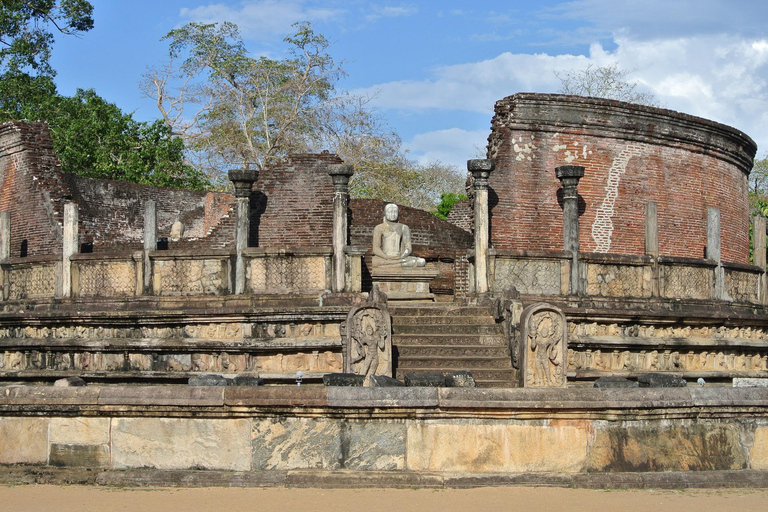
[3,467,768,489]
[372,268,439,301]
[3,386,768,482]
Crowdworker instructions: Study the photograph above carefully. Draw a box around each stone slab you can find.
[111,417,251,470]
[49,443,110,468]
[594,377,638,388]
[750,427,768,470]
[690,387,768,407]
[0,417,49,464]
[224,386,327,407]
[326,387,438,408]
[437,388,608,409]
[252,417,341,470]
[406,420,588,473]
[638,373,687,388]
[50,417,110,445]
[588,421,745,472]
[98,386,225,406]
[341,421,406,471]
[0,386,100,405]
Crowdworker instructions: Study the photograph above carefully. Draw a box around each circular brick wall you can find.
[487,93,757,264]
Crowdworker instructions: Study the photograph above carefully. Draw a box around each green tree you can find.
[432,192,468,220]
[31,89,210,189]
[146,21,466,206]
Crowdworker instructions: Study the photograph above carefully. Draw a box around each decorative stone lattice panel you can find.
[494,258,561,295]
[77,261,136,297]
[660,264,711,300]
[724,269,760,304]
[8,264,56,299]
[585,263,650,298]
[248,255,327,294]
[153,259,226,296]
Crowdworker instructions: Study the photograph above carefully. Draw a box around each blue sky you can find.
[50,0,768,169]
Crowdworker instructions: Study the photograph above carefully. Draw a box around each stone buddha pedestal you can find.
[370,204,437,302]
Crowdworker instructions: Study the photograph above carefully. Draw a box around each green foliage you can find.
[432,193,469,220]
[0,0,93,76]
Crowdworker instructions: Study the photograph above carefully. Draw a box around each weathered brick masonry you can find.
[487,94,757,264]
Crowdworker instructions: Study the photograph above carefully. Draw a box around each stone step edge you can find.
[3,467,767,489]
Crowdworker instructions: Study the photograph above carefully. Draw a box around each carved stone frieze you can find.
[568,348,768,373]
[520,303,567,388]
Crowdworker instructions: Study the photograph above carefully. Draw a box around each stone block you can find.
[342,421,406,470]
[112,418,251,470]
[54,376,86,387]
[252,417,341,470]
[0,417,49,464]
[0,385,99,405]
[734,378,768,388]
[50,417,109,445]
[98,386,224,406]
[588,421,745,472]
[637,373,687,388]
[231,375,263,386]
[370,375,405,387]
[327,386,438,408]
[404,372,445,387]
[445,370,477,388]
[188,374,228,386]
[594,377,639,388]
[406,420,588,473]
[323,373,365,386]
[224,386,327,407]
[49,444,109,467]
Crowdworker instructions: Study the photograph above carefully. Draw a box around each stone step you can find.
[393,334,508,346]
[389,305,494,317]
[396,345,511,358]
[395,368,517,383]
[393,324,503,335]
[395,356,513,369]
[391,315,497,325]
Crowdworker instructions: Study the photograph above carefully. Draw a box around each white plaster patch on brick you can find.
[553,141,591,164]
[512,135,537,161]
[591,144,644,253]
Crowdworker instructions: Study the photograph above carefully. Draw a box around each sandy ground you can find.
[1,485,768,512]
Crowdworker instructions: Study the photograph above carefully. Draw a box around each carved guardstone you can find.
[342,286,392,384]
[519,303,567,388]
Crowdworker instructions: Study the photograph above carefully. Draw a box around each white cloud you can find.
[179,1,343,41]
[406,128,488,169]
[356,33,768,157]
[366,4,417,22]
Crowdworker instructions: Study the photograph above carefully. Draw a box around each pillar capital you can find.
[328,164,354,192]
[228,169,259,198]
[468,159,495,189]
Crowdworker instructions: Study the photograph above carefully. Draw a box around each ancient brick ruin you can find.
[2,94,768,484]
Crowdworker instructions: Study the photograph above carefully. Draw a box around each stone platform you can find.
[371,268,438,301]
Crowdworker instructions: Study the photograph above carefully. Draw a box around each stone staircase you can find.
[390,304,517,387]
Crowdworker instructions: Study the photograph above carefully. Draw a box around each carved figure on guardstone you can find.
[343,285,392,384]
[372,204,426,269]
[519,303,567,388]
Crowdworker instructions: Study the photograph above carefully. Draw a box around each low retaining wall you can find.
[2,386,768,478]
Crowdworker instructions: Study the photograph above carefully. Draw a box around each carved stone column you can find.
[468,159,495,295]
[754,215,767,304]
[229,169,259,295]
[555,165,585,295]
[707,207,724,300]
[0,211,9,300]
[328,164,354,293]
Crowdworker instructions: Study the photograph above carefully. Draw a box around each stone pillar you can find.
[645,202,659,296]
[228,169,259,295]
[468,159,495,295]
[143,200,157,294]
[0,211,9,262]
[707,207,724,300]
[753,215,767,304]
[328,164,354,293]
[555,165,585,295]
[0,211,9,300]
[62,202,78,298]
